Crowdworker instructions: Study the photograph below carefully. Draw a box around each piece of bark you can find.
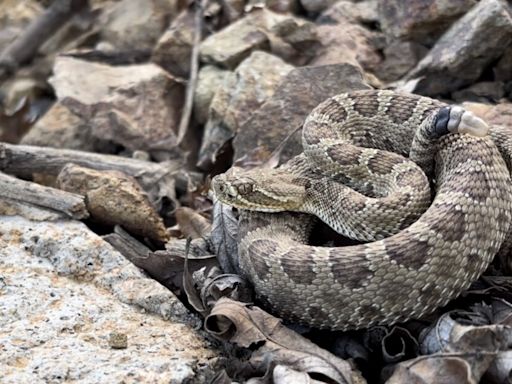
[0,171,88,219]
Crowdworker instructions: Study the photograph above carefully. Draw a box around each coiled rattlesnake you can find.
[212,90,512,330]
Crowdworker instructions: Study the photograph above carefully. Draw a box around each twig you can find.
[0,171,88,219]
[176,0,207,145]
[0,0,89,82]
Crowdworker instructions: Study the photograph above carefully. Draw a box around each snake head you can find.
[211,167,308,212]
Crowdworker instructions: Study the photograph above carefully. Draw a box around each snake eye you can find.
[236,183,253,194]
[218,184,225,193]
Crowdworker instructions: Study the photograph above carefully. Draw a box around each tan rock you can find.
[57,164,168,242]
[49,57,184,151]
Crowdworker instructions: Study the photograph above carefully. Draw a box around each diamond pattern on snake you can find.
[212,90,512,330]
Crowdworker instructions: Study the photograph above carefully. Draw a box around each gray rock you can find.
[200,9,318,69]
[233,63,370,164]
[0,216,218,383]
[379,0,476,42]
[407,0,512,95]
[193,65,232,125]
[316,0,379,25]
[49,57,184,151]
[99,0,180,51]
[197,51,293,170]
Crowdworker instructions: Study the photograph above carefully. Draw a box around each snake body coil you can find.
[213,90,512,330]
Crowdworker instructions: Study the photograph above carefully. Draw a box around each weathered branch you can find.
[0,171,88,219]
[0,142,183,191]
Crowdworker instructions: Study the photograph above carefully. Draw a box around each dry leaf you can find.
[205,298,365,384]
[211,196,240,274]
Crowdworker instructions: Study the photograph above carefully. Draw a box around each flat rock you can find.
[233,63,370,164]
[200,9,318,69]
[50,57,184,151]
[99,0,180,51]
[379,0,476,41]
[0,0,42,52]
[193,65,232,125]
[198,51,293,170]
[407,0,512,95]
[0,216,218,383]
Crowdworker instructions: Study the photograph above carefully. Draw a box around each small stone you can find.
[234,63,370,164]
[109,332,128,349]
[407,0,512,95]
[49,57,184,151]
[266,0,300,13]
[299,0,338,13]
[379,0,477,41]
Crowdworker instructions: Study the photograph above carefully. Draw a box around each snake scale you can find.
[212,90,512,330]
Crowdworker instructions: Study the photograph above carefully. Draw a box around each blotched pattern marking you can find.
[214,90,512,331]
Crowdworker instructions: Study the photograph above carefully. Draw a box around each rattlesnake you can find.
[212,90,512,330]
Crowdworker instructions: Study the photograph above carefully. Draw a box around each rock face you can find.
[379,0,477,41]
[0,217,218,383]
[233,63,370,164]
[198,51,294,169]
[49,57,184,151]
[407,0,512,95]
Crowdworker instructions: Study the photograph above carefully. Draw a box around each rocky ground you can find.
[0,0,511,383]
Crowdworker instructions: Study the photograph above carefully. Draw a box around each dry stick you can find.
[0,172,88,219]
[0,0,89,82]
[176,0,207,145]
[0,142,181,188]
